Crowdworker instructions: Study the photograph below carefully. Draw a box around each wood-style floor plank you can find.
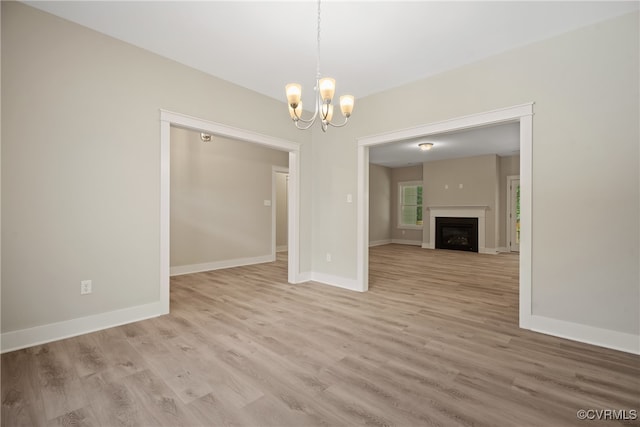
[1,348,48,427]
[2,245,639,426]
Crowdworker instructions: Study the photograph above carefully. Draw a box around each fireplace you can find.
[435,217,479,252]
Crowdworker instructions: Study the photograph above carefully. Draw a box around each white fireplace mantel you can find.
[425,205,492,253]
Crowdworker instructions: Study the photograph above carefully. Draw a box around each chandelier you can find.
[285,0,354,132]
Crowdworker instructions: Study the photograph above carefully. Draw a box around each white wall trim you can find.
[160,119,171,314]
[309,272,363,293]
[160,110,303,306]
[357,103,535,148]
[276,245,288,252]
[170,254,275,276]
[1,302,164,353]
[164,110,300,152]
[356,145,369,292]
[369,239,392,247]
[518,114,533,330]
[496,246,508,253]
[479,248,499,255]
[397,180,424,229]
[529,315,640,355]
[357,102,535,334]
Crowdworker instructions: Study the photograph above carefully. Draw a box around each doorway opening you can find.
[357,103,533,328]
[159,110,302,315]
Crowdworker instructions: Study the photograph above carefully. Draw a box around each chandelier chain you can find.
[316,0,321,79]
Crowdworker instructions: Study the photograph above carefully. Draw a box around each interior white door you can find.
[509,178,520,252]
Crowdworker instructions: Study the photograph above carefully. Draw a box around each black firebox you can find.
[435,217,479,252]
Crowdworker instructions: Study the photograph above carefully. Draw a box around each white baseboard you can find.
[309,272,363,292]
[285,271,362,292]
[170,254,275,276]
[369,239,392,247]
[422,243,434,249]
[1,301,165,354]
[496,246,508,253]
[296,272,312,283]
[276,245,288,253]
[391,239,423,246]
[479,247,498,255]
[528,314,640,355]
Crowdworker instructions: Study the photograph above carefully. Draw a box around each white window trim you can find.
[398,180,424,229]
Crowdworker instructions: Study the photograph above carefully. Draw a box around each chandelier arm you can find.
[295,119,317,130]
[291,77,321,124]
[327,117,350,128]
[293,109,319,124]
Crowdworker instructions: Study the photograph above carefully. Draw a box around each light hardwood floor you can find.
[2,245,639,426]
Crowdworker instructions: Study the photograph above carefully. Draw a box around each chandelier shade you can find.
[339,95,355,117]
[318,78,335,102]
[285,84,302,108]
[285,0,354,132]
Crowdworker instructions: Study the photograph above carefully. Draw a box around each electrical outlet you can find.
[326,253,332,262]
[81,280,92,295]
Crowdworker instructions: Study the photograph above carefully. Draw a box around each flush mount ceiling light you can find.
[285,0,354,132]
[419,142,434,151]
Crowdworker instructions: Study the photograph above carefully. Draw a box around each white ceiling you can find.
[25,1,638,102]
[24,1,637,166]
[369,121,520,168]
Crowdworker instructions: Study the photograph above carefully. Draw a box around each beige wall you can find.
[170,127,288,267]
[1,2,311,333]
[311,12,639,336]
[498,155,520,248]
[391,165,423,244]
[276,172,288,250]
[368,164,391,244]
[423,155,498,248]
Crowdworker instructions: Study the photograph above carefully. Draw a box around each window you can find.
[399,181,423,228]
